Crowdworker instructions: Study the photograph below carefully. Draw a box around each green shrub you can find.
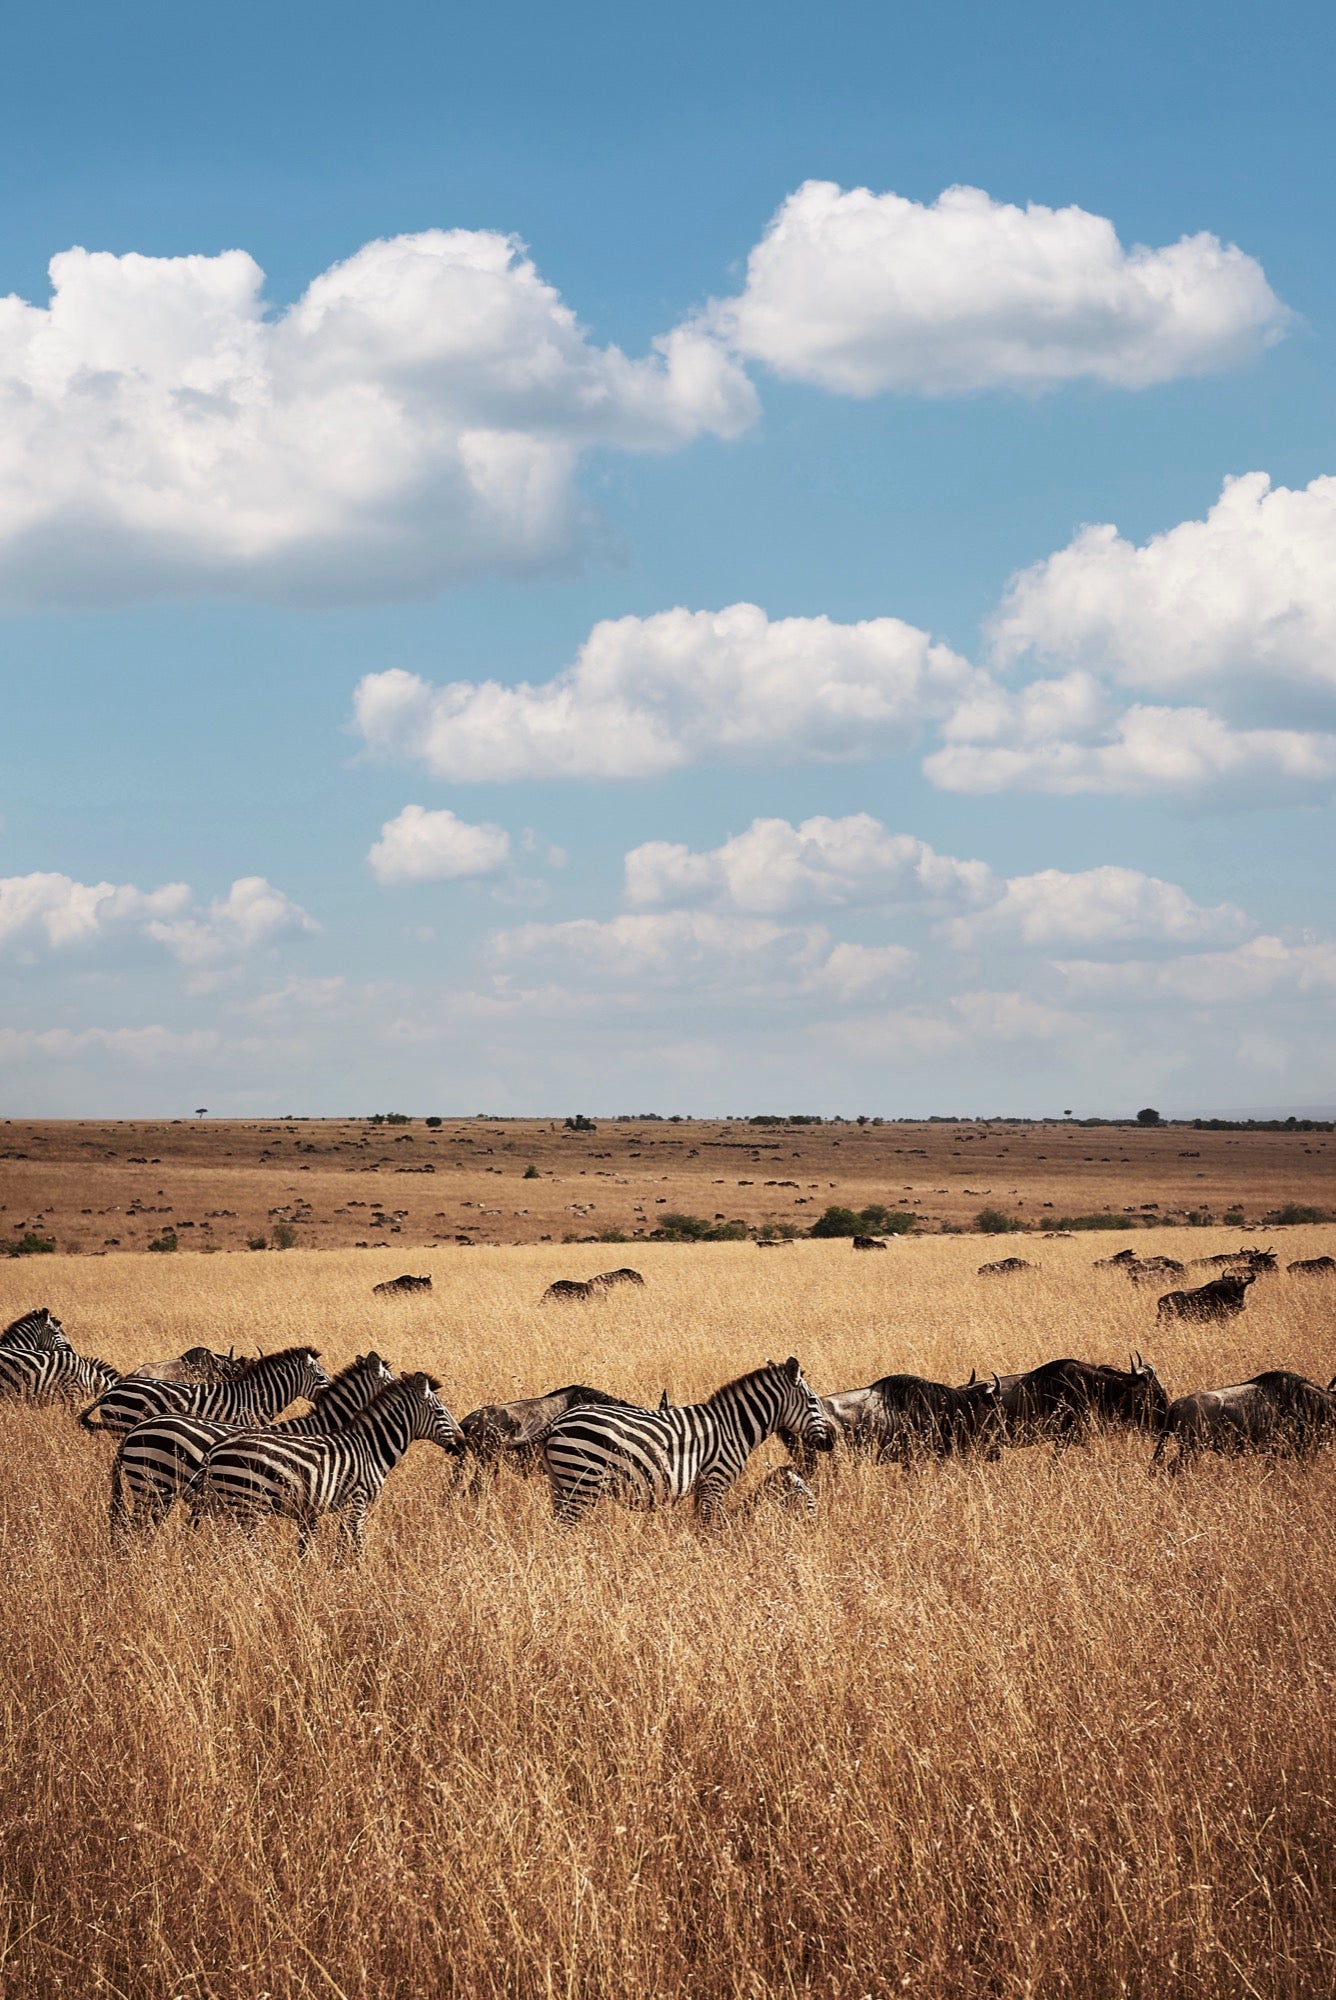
[425,1116,442,1129]
[523,1164,540,1179]
[810,1204,917,1238]
[4,1232,56,1258]
[271,1221,298,1250]
[564,1114,597,1132]
[247,1235,269,1251]
[147,1229,178,1253]
[976,1207,1024,1235]
[1266,1204,1328,1225]
[1039,1213,1128,1232]
[653,1213,747,1242]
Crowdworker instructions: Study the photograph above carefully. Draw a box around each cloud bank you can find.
[0,872,315,963]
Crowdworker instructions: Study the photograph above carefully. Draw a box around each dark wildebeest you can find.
[1150,1370,1336,1474]
[1093,1249,1138,1269]
[1288,1256,1336,1277]
[852,1235,888,1251]
[978,1257,1039,1276]
[781,1375,1001,1474]
[593,1268,646,1289]
[540,1278,603,1303]
[1123,1257,1186,1285]
[1191,1247,1277,1275]
[991,1355,1167,1452]
[458,1383,647,1487]
[126,1345,251,1384]
[373,1274,432,1297]
[1157,1272,1254,1323]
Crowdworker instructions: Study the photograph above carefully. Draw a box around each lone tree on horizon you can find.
[1136,1106,1161,1126]
[195,1107,208,1119]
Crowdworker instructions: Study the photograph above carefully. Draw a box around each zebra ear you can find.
[784,1356,800,1381]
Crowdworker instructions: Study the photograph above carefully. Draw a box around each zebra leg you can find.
[693,1472,732,1528]
[109,1460,133,1553]
[295,1509,321,1558]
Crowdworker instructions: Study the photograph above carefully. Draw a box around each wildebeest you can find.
[978,1257,1038,1276]
[593,1267,646,1288]
[1157,1272,1254,1322]
[991,1355,1168,1450]
[781,1374,1001,1473]
[1093,1249,1138,1269]
[373,1274,432,1296]
[1123,1256,1186,1285]
[852,1235,888,1251]
[1288,1256,1336,1277]
[458,1383,647,1485]
[1150,1370,1336,1474]
[756,1238,794,1248]
[126,1345,250,1384]
[1191,1246,1277,1274]
[540,1278,603,1303]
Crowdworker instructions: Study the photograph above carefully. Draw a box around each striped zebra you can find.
[79,1345,330,1439]
[0,1347,119,1406]
[1,1307,71,1354]
[540,1355,834,1526]
[186,1372,464,1558]
[109,1351,396,1547]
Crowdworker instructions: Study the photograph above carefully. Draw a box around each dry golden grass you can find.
[2,1232,1335,1997]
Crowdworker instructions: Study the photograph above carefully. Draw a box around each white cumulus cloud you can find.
[368,805,511,885]
[1055,935,1336,1007]
[625,814,994,914]
[0,871,316,965]
[355,605,976,780]
[0,230,755,607]
[990,473,1336,714]
[711,181,1288,395]
[943,865,1250,951]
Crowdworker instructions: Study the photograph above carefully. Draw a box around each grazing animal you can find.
[126,1345,249,1384]
[0,1307,71,1354]
[1156,1273,1254,1323]
[592,1267,646,1288]
[1150,1371,1336,1474]
[372,1274,432,1296]
[852,1235,888,1251]
[0,1348,118,1406]
[540,1278,603,1303]
[459,1383,644,1484]
[756,1238,793,1248]
[109,1352,395,1546]
[1191,1247,1277,1274]
[1093,1250,1139,1269]
[741,1465,818,1516]
[867,1373,1004,1466]
[187,1372,464,1558]
[541,1357,834,1527]
[1123,1257,1186,1285]
[978,1257,1038,1276]
[991,1356,1167,1450]
[79,1346,331,1438]
[1288,1256,1336,1277]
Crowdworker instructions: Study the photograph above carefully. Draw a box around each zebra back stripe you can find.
[80,1345,330,1438]
[188,1372,462,1556]
[0,1348,118,1406]
[109,1352,396,1545]
[541,1356,832,1525]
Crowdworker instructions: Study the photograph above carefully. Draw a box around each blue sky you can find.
[1,0,1333,1116]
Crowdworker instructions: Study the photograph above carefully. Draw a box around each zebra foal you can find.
[109,1351,395,1547]
[187,1372,465,1558]
[540,1356,834,1527]
[80,1345,330,1438]
[1,1307,72,1354]
[0,1347,118,1406]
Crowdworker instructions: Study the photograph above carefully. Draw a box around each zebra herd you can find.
[4,1296,1335,1557]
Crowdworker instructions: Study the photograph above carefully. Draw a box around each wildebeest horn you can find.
[967,1367,977,1386]
[990,1373,1000,1394]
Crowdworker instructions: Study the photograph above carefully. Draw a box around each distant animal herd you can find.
[0,1240,1332,1557]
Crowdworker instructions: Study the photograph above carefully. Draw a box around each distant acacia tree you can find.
[195,1107,208,1119]
[1136,1107,1162,1126]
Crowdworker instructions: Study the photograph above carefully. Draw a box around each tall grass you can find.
[1,1235,1334,1997]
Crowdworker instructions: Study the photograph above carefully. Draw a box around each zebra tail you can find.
[77,1396,109,1432]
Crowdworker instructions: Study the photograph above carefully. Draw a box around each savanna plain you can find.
[2,1123,1334,1998]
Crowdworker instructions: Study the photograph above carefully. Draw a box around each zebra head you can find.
[405,1371,467,1454]
[294,1349,334,1401]
[768,1356,835,1454]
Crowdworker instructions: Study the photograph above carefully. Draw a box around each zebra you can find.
[79,1345,330,1439]
[540,1356,834,1527]
[1,1307,71,1354]
[185,1372,465,1558]
[0,1347,119,1406]
[109,1351,396,1547]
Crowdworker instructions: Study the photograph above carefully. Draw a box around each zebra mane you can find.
[704,1359,793,1406]
[234,1344,322,1375]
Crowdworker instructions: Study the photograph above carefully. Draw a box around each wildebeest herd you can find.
[0,1239,1332,1557]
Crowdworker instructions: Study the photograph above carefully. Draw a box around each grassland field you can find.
[1,1159,1335,1996]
